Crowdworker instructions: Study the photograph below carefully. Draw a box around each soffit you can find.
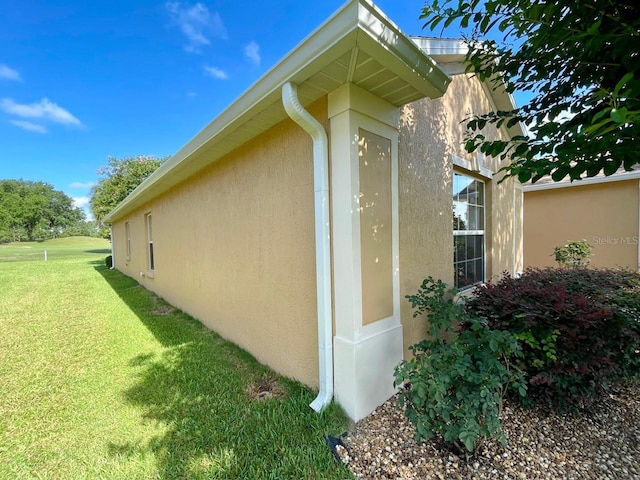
[104,0,450,223]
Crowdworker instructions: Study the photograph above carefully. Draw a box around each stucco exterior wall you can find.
[398,74,521,353]
[110,73,523,389]
[111,99,326,388]
[358,128,394,326]
[524,179,640,270]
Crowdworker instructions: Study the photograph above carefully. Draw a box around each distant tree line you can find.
[0,179,98,243]
[0,156,166,244]
[90,155,166,236]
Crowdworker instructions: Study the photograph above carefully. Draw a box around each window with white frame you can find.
[453,172,485,289]
[145,213,154,271]
[125,222,131,258]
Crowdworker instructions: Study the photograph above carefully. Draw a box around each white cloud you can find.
[0,64,21,81]
[0,97,83,127]
[204,66,228,80]
[73,196,91,209]
[69,181,96,189]
[166,2,227,53]
[244,41,261,66]
[10,120,47,134]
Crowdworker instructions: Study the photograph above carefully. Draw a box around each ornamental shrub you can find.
[466,268,640,408]
[394,277,526,452]
[553,239,592,268]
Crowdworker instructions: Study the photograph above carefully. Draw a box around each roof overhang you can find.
[523,169,640,192]
[410,37,525,140]
[104,0,450,223]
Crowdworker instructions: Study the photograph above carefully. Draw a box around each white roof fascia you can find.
[411,36,525,138]
[411,37,468,55]
[523,170,640,192]
[104,0,449,223]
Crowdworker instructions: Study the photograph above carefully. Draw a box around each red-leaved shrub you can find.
[466,268,640,407]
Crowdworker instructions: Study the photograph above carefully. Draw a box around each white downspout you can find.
[282,82,333,412]
[109,226,115,270]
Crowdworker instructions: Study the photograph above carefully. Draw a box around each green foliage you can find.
[394,277,526,452]
[90,155,166,229]
[421,0,640,182]
[553,240,593,268]
[0,179,91,243]
[467,268,640,408]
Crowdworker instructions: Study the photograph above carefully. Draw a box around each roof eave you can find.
[103,0,450,224]
[523,169,640,192]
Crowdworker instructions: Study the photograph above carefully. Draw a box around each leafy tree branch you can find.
[421,0,640,183]
[90,155,167,233]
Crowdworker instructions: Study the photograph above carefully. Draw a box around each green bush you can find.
[553,239,592,268]
[467,268,640,408]
[105,255,113,268]
[394,278,526,452]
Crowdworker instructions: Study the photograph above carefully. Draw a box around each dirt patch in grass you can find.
[151,304,175,316]
[246,377,287,401]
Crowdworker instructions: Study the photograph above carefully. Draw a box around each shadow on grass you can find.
[85,248,112,254]
[94,265,350,480]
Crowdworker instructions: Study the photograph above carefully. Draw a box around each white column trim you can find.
[328,82,402,421]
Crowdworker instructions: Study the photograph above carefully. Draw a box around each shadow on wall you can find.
[397,75,521,350]
[94,265,348,479]
[397,98,454,349]
[398,85,458,287]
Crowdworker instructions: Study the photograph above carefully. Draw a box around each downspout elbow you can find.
[282,82,333,412]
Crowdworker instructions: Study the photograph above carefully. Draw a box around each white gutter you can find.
[523,169,640,192]
[282,82,333,412]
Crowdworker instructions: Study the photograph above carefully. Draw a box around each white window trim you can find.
[453,172,486,290]
[452,154,493,180]
[125,221,131,260]
[145,213,155,276]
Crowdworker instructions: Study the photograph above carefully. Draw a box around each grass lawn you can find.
[0,237,352,479]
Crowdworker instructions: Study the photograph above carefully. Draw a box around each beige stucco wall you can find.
[110,74,524,386]
[524,179,640,269]
[358,128,394,326]
[112,99,326,388]
[398,74,522,354]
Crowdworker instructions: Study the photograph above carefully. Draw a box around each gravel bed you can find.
[338,381,640,479]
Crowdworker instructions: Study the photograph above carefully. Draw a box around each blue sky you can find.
[0,1,504,218]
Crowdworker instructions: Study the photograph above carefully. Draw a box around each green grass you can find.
[0,236,112,262]
[0,237,352,479]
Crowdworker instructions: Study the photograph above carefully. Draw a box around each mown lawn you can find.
[0,237,351,479]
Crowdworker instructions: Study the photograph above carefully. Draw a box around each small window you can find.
[125,222,131,258]
[453,173,485,289]
[145,213,154,271]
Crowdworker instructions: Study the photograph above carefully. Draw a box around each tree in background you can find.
[421,0,640,183]
[90,155,166,236]
[0,179,91,242]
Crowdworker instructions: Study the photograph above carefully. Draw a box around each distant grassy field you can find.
[0,237,351,479]
[0,236,111,262]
